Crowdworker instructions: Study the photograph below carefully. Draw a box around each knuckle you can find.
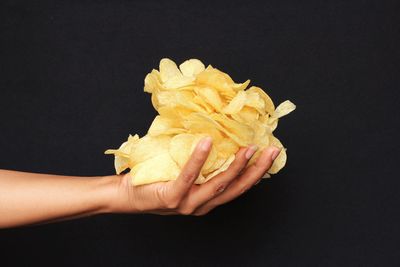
[237,183,250,194]
[165,197,180,209]
[157,187,180,209]
[214,183,227,195]
[194,207,212,216]
[194,211,207,216]
[179,206,195,215]
[231,164,245,176]
[240,186,250,194]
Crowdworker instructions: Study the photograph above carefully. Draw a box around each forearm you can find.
[0,169,119,228]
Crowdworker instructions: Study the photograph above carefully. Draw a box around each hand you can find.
[110,137,281,216]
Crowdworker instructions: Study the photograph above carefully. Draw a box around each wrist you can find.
[95,175,122,214]
[96,174,138,214]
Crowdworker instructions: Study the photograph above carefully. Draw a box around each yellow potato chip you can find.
[130,151,181,185]
[244,91,265,115]
[159,58,196,89]
[222,91,247,114]
[179,59,205,77]
[231,106,259,124]
[148,115,185,136]
[169,133,217,173]
[267,135,287,174]
[215,138,239,158]
[204,154,235,182]
[159,58,182,83]
[105,58,295,186]
[194,173,207,184]
[232,79,251,91]
[196,66,237,99]
[157,106,192,121]
[195,86,223,112]
[144,71,159,93]
[163,75,195,90]
[168,133,198,168]
[251,121,271,147]
[271,100,296,119]
[104,134,139,174]
[192,95,215,113]
[211,113,254,146]
[247,86,275,115]
[129,135,171,165]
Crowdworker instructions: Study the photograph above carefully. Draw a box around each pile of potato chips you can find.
[105,58,295,185]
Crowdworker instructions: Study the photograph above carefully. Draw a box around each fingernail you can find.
[245,145,258,159]
[199,137,212,151]
[271,147,281,161]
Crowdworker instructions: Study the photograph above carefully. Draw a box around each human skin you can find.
[0,137,280,228]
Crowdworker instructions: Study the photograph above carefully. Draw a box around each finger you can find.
[170,137,213,202]
[184,145,258,209]
[194,146,280,214]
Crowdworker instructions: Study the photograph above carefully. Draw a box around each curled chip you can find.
[105,58,295,185]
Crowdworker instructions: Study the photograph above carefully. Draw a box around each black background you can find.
[1,0,399,266]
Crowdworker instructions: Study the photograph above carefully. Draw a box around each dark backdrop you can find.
[1,0,399,266]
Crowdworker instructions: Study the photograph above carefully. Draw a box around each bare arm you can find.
[0,169,118,228]
[0,137,280,229]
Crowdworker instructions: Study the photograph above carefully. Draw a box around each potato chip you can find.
[179,59,205,77]
[169,133,218,173]
[222,91,247,114]
[129,135,171,165]
[267,135,287,174]
[231,106,259,124]
[144,70,162,93]
[159,59,182,83]
[195,86,223,112]
[204,154,235,182]
[210,113,254,146]
[196,66,238,99]
[105,58,295,186]
[105,134,139,174]
[148,115,185,136]
[130,151,181,185]
[271,100,296,119]
[168,133,198,168]
[215,138,239,158]
[247,86,275,115]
